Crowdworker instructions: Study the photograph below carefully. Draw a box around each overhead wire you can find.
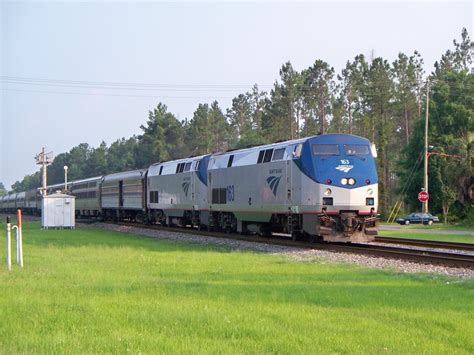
[387,149,424,223]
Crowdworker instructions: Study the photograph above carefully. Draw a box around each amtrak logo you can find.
[335,165,354,173]
[266,175,282,196]
[182,182,190,196]
[336,159,353,173]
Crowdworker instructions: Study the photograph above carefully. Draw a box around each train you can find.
[0,134,379,242]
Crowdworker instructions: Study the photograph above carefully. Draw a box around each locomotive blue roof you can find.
[296,134,378,188]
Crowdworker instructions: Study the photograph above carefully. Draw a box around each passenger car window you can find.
[312,144,340,156]
[272,148,285,161]
[227,155,234,167]
[344,144,370,155]
[263,149,273,163]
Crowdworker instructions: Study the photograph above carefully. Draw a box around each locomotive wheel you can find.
[291,231,303,241]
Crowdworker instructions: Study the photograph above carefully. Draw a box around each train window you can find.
[293,144,303,158]
[272,148,285,161]
[211,188,227,204]
[212,188,219,204]
[344,144,369,155]
[195,161,200,171]
[263,149,273,163]
[257,150,265,164]
[184,162,192,171]
[149,191,159,203]
[176,163,186,173]
[219,188,227,204]
[312,144,340,156]
[227,155,234,167]
[159,166,163,175]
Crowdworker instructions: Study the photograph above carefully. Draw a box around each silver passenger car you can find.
[70,176,102,217]
[101,169,146,221]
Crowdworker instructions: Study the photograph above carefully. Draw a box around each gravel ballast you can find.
[84,222,474,279]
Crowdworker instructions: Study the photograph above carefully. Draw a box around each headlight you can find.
[324,188,332,196]
[367,188,373,195]
[341,178,348,185]
[348,178,356,185]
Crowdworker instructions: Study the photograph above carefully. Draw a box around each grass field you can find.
[1,222,473,353]
[381,222,474,231]
[379,230,474,244]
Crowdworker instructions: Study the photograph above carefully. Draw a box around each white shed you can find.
[41,192,75,229]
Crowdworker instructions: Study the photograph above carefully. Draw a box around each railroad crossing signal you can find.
[418,191,429,203]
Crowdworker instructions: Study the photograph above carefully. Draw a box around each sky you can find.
[1,1,472,190]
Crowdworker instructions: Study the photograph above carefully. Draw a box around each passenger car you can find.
[396,212,439,225]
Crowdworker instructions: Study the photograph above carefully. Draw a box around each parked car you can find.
[396,212,440,225]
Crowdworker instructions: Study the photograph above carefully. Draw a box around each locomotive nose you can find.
[341,212,359,231]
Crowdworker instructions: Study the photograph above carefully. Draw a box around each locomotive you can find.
[0,134,378,242]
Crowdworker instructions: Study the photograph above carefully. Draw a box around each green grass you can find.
[381,222,474,231]
[379,230,474,244]
[1,222,473,353]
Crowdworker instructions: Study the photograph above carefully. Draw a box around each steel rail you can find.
[109,222,474,270]
[375,236,474,252]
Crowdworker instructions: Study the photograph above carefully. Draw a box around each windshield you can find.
[312,144,340,156]
[344,144,370,155]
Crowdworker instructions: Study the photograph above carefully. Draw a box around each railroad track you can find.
[374,236,474,252]
[109,221,474,270]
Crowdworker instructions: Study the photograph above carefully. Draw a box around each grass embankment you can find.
[1,222,473,353]
[381,223,473,232]
[379,230,474,244]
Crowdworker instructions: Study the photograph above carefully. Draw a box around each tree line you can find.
[6,29,473,222]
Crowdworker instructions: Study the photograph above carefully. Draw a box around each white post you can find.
[6,217,11,271]
[17,209,23,267]
[12,225,19,263]
[64,165,68,192]
[19,228,23,267]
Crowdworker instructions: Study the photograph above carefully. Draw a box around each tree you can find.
[11,172,41,192]
[136,103,186,167]
[227,94,253,140]
[0,182,7,196]
[392,51,424,145]
[398,29,473,219]
[208,101,231,153]
[108,137,139,172]
[337,56,368,134]
[364,57,396,214]
[303,60,335,135]
[88,141,109,176]
[279,62,301,139]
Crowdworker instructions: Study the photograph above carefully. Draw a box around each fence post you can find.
[17,209,23,267]
[6,216,11,271]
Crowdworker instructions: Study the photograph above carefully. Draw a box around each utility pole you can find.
[423,79,430,213]
[35,147,53,197]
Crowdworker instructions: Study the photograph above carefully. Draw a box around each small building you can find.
[41,192,75,229]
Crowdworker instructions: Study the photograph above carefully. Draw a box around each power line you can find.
[1,88,235,99]
[0,75,273,90]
